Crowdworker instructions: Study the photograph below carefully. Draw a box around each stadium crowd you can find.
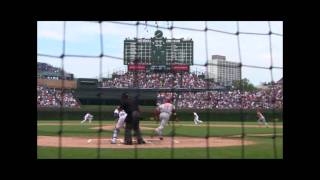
[37,62,74,80]
[102,72,217,89]
[37,85,80,108]
[101,71,282,110]
[157,85,283,110]
[38,62,63,74]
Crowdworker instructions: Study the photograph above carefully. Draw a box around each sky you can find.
[37,21,283,85]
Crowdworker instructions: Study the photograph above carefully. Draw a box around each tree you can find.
[232,78,256,91]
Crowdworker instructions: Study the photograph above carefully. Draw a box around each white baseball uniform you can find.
[257,112,269,127]
[193,112,203,125]
[111,109,127,144]
[115,110,127,129]
[155,103,175,137]
[81,113,93,123]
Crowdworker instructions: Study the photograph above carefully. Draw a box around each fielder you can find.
[81,113,93,124]
[257,109,269,128]
[154,98,176,140]
[111,107,127,144]
[193,112,203,125]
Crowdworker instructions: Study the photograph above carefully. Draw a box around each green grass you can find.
[37,120,283,159]
[38,121,282,137]
[38,137,283,159]
[37,120,282,125]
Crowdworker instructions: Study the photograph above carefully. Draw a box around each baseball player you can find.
[111,107,127,144]
[154,98,176,140]
[257,109,269,128]
[81,113,93,124]
[155,103,171,126]
[193,112,203,125]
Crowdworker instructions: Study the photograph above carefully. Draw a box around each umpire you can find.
[120,93,145,145]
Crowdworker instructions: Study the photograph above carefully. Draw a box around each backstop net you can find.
[37,21,283,159]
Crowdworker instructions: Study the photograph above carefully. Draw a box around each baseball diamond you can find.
[37,21,283,159]
[37,120,283,158]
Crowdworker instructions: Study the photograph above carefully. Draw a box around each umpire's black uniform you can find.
[120,93,145,145]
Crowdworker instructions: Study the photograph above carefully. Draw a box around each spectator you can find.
[37,85,80,108]
[157,85,283,110]
[37,62,72,80]
[101,71,218,89]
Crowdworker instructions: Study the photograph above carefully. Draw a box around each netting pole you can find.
[169,21,175,159]
[236,21,245,159]
[204,21,210,159]
[133,21,139,159]
[96,21,104,159]
[268,21,278,159]
[58,21,66,159]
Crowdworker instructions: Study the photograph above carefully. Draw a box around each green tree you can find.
[232,78,256,91]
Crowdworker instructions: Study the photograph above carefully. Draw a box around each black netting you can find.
[37,21,283,159]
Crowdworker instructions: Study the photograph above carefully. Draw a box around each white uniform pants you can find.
[155,113,170,136]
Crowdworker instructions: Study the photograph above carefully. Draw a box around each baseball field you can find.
[37,120,283,159]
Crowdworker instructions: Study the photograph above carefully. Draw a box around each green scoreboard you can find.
[124,30,193,71]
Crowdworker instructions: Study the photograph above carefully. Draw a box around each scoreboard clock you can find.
[155,30,163,38]
[151,30,166,65]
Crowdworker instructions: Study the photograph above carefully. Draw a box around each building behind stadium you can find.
[207,55,241,87]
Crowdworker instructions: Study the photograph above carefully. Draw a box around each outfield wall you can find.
[75,88,227,106]
[37,107,283,122]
